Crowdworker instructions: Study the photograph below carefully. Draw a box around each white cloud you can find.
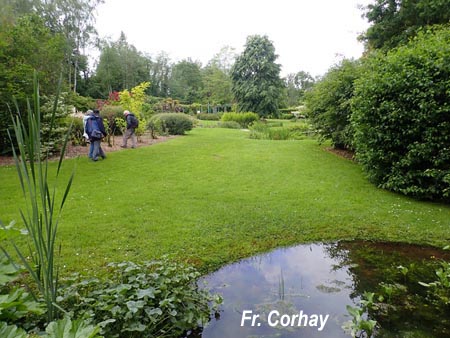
[95,0,371,76]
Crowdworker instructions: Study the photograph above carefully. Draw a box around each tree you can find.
[360,0,450,50]
[201,64,233,109]
[169,58,203,104]
[94,33,150,97]
[284,71,315,107]
[0,14,66,153]
[231,35,283,117]
[35,0,104,93]
[207,45,237,75]
[304,59,360,150]
[148,51,171,97]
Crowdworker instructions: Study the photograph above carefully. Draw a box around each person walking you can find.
[121,110,138,149]
[83,110,94,159]
[86,109,107,161]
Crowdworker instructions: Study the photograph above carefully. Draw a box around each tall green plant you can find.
[2,71,74,322]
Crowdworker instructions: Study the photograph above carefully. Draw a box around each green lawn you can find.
[0,127,449,276]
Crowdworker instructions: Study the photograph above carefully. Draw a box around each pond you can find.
[198,241,450,338]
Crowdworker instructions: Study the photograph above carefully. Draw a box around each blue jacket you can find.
[86,115,107,140]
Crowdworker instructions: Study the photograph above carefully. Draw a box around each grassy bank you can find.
[0,127,449,275]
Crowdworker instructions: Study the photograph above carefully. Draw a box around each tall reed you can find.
[2,71,74,322]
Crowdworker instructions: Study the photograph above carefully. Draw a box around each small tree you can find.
[305,59,361,150]
[231,35,284,117]
[118,81,150,116]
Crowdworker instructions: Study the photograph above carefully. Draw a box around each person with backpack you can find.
[85,109,107,161]
[121,110,138,149]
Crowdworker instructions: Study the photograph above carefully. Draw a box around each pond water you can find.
[198,241,450,338]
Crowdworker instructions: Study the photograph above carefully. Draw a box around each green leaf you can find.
[46,316,101,338]
[0,322,27,338]
[137,288,156,299]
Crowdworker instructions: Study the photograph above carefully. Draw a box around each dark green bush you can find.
[221,112,259,128]
[352,26,450,201]
[305,59,361,150]
[148,113,193,135]
[67,117,85,146]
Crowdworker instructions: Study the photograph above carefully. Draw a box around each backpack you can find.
[86,116,102,139]
[129,114,139,128]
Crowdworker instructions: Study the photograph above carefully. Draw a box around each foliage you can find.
[201,63,233,106]
[101,105,124,136]
[39,93,73,157]
[221,112,259,128]
[169,59,204,104]
[283,71,315,107]
[0,14,67,154]
[58,259,222,338]
[94,33,150,95]
[0,256,44,328]
[65,92,95,113]
[352,26,450,201]
[0,251,100,337]
[343,292,378,338]
[419,259,450,306]
[249,121,313,140]
[118,82,151,116]
[361,0,450,50]
[196,113,222,121]
[305,59,360,150]
[231,35,284,117]
[45,316,101,338]
[152,98,184,114]
[0,322,27,338]
[1,73,74,322]
[148,51,171,98]
[217,121,242,129]
[148,113,193,135]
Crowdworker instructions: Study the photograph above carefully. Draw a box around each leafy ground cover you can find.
[0,127,449,276]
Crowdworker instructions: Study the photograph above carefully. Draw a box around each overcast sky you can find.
[95,0,372,77]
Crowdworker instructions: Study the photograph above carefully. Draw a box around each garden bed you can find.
[0,134,178,166]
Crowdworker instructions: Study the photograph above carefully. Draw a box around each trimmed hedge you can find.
[221,112,259,128]
[352,26,450,201]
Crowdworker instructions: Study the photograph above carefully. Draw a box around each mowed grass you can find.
[0,127,449,276]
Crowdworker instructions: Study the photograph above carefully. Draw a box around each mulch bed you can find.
[0,134,178,166]
[324,147,355,161]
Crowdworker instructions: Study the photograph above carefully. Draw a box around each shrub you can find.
[304,59,361,150]
[352,26,450,201]
[101,105,124,136]
[196,113,222,121]
[280,113,295,120]
[249,123,291,140]
[217,121,242,129]
[148,113,193,135]
[221,112,259,128]
[249,121,314,140]
[67,116,85,146]
[58,259,222,338]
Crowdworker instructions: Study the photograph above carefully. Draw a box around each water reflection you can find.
[199,241,450,338]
